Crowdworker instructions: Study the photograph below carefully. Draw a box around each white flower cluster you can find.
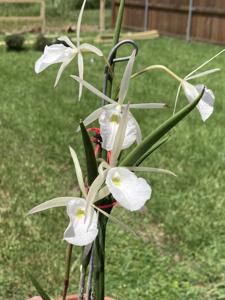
[31,0,223,247]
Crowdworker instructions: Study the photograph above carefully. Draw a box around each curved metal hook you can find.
[107,39,139,65]
[103,39,139,98]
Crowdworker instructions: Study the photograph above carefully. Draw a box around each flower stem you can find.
[78,265,86,300]
[113,0,125,45]
[93,2,126,299]
[62,244,73,300]
[93,213,107,300]
[86,246,95,299]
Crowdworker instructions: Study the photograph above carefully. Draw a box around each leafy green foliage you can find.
[80,122,98,185]
[27,271,51,300]
[5,34,25,51]
[34,34,52,52]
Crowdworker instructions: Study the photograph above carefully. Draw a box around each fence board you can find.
[0,0,46,32]
[112,0,225,44]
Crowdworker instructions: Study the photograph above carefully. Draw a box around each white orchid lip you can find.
[64,198,98,246]
[105,167,152,211]
[99,105,138,151]
[182,81,215,121]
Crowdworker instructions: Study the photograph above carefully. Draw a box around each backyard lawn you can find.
[1,36,225,300]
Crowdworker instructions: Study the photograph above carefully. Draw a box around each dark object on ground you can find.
[34,34,52,51]
[5,34,25,51]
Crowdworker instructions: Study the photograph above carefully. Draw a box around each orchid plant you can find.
[29,0,224,299]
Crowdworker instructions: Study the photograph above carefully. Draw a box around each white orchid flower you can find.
[105,167,151,211]
[35,0,103,99]
[173,49,225,120]
[181,81,214,121]
[29,196,98,246]
[71,50,167,150]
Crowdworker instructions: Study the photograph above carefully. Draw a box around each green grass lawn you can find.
[1,36,225,300]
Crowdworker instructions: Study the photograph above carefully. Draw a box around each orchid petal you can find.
[85,163,108,218]
[196,84,215,121]
[58,36,76,49]
[131,114,142,144]
[28,197,78,214]
[96,186,110,201]
[111,104,130,167]
[77,0,87,47]
[92,204,139,238]
[78,52,84,100]
[118,50,136,105]
[35,44,74,73]
[99,105,138,151]
[105,167,151,211]
[185,49,225,79]
[182,81,214,121]
[69,146,87,198]
[54,57,74,87]
[76,107,104,132]
[64,198,98,246]
[129,103,167,109]
[79,43,103,56]
[70,75,116,104]
[127,167,176,176]
[186,68,220,80]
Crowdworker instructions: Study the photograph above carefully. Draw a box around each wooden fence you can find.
[0,0,46,32]
[112,0,225,44]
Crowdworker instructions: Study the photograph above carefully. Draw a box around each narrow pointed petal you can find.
[105,167,151,211]
[111,104,130,167]
[70,75,116,104]
[28,197,78,214]
[93,204,139,238]
[85,162,109,220]
[58,36,76,49]
[129,103,167,109]
[77,0,87,47]
[76,107,105,132]
[69,146,87,197]
[118,50,136,105]
[186,68,220,80]
[35,44,74,73]
[96,186,110,201]
[127,166,176,176]
[79,43,103,56]
[78,52,84,100]
[185,49,225,79]
[54,57,74,87]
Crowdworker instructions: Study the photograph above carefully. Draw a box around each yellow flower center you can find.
[112,172,121,186]
[110,114,120,124]
[75,208,85,219]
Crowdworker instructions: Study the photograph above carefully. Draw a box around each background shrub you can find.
[34,34,52,51]
[5,34,25,51]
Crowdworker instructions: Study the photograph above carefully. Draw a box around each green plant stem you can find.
[113,0,125,45]
[86,246,95,299]
[93,2,126,298]
[93,213,108,300]
[78,265,86,300]
[62,244,73,300]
